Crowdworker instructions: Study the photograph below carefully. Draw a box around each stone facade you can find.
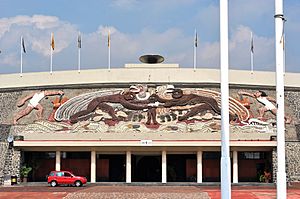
[286,142,300,182]
[1,84,300,185]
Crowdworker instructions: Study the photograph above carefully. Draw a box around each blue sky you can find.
[0,0,299,74]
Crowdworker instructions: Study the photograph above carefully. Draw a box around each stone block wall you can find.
[0,143,8,185]
[286,142,300,182]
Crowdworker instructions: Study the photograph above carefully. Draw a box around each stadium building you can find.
[0,62,300,185]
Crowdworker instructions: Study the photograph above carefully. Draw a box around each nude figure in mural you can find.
[238,90,291,123]
[13,90,64,124]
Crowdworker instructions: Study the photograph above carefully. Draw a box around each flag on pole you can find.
[250,32,254,53]
[193,29,198,71]
[78,33,82,48]
[108,30,110,47]
[250,32,254,73]
[22,37,26,53]
[51,32,55,50]
[195,30,198,47]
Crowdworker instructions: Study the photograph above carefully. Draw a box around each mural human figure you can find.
[69,91,159,124]
[153,88,222,121]
[13,90,64,124]
[238,90,291,123]
[48,95,68,122]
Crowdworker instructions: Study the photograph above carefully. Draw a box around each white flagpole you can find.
[193,29,197,71]
[78,32,81,73]
[50,33,54,74]
[108,30,111,71]
[78,47,81,73]
[50,47,53,74]
[20,36,23,77]
[220,0,231,198]
[275,0,286,198]
[250,32,254,74]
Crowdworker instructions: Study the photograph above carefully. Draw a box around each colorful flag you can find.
[51,33,55,50]
[195,30,198,47]
[22,37,26,53]
[250,32,254,53]
[108,30,110,47]
[78,33,81,48]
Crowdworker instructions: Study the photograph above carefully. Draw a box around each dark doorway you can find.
[61,152,91,181]
[23,151,55,182]
[203,152,221,182]
[96,154,126,182]
[238,151,272,182]
[132,155,161,182]
[167,154,197,182]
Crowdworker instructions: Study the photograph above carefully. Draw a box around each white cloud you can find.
[0,15,77,59]
[0,14,282,74]
[229,25,274,70]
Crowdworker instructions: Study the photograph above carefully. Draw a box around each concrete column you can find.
[197,151,203,183]
[126,151,131,183]
[91,151,96,183]
[233,151,238,183]
[55,151,61,171]
[162,150,167,184]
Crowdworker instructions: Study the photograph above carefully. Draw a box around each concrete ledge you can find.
[0,68,300,89]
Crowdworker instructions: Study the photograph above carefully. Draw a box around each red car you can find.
[47,171,87,187]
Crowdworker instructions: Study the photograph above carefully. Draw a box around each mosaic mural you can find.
[13,85,288,134]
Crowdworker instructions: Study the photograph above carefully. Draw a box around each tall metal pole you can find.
[78,47,81,73]
[220,0,231,198]
[20,36,23,77]
[108,29,111,71]
[50,48,53,74]
[250,31,254,74]
[78,32,81,73]
[193,29,197,71]
[275,0,286,198]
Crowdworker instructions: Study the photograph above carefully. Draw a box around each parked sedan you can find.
[47,171,87,187]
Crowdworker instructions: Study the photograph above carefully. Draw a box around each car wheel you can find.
[50,180,57,187]
[75,180,82,187]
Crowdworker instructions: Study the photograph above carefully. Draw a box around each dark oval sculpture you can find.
[139,54,164,64]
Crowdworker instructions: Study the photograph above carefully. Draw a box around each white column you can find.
[197,151,203,183]
[91,151,96,183]
[55,151,61,171]
[233,151,238,183]
[162,150,167,184]
[220,0,231,198]
[126,151,131,183]
[275,0,287,198]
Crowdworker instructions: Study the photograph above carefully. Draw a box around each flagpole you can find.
[220,0,231,198]
[78,32,81,73]
[108,30,111,71]
[50,33,54,75]
[250,32,254,74]
[78,47,81,73]
[275,0,287,198]
[20,36,23,77]
[193,29,197,71]
[50,47,53,74]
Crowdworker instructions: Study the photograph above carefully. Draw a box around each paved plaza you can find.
[1,184,300,199]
